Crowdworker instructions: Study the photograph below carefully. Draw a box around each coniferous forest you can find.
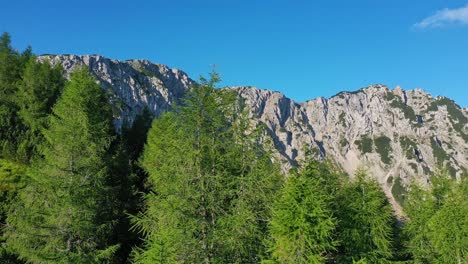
[0,32,466,263]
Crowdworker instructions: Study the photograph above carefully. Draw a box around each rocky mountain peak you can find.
[38,54,468,214]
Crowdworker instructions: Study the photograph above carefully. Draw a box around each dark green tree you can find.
[4,68,119,263]
[15,58,65,162]
[107,108,154,263]
[335,170,394,263]
[0,32,23,160]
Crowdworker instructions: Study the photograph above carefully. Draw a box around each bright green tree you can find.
[4,68,119,263]
[404,171,467,264]
[132,72,282,263]
[335,170,394,263]
[0,159,27,263]
[263,160,338,264]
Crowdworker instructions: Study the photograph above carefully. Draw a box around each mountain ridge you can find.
[37,54,468,214]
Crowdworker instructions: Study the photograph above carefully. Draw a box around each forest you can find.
[0,32,466,263]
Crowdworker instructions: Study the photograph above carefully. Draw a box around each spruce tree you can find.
[4,68,118,263]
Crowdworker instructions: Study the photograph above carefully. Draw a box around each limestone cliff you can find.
[39,55,468,213]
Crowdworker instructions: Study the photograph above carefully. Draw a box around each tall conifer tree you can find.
[4,68,118,263]
[335,170,394,263]
[132,73,282,263]
[404,171,467,263]
[263,160,338,264]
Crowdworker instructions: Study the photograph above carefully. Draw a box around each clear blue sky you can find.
[2,0,467,106]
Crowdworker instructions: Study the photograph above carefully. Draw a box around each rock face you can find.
[38,55,193,130]
[39,55,468,213]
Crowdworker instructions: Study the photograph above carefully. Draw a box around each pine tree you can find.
[335,170,394,263]
[4,68,119,263]
[263,160,338,264]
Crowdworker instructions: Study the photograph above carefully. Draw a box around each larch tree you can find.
[132,72,282,264]
[263,160,338,264]
[335,170,394,263]
[404,171,467,264]
[4,68,119,263]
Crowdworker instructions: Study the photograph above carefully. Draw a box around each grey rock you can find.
[39,55,468,214]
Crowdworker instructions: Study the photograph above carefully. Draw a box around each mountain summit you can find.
[38,54,468,213]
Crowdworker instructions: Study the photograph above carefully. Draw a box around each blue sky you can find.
[2,0,468,106]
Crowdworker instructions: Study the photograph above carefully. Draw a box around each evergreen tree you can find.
[132,72,282,263]
[107,108,154,263]
[15,58,64,162]
[0,32,58,162]
[4,68,119,263]
[0,159,26,263]
[404,171,467,264]
[335,170,394,263]
[0,32,23,159]
[263,160,338,264]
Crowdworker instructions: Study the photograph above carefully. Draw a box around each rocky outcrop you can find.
[38,55,193,130]
[39,55,468,213]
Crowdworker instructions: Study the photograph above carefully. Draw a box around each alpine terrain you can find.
[39,54,468,213]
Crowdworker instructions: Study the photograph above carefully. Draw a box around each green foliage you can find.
[0,32,64,163]
[430,138,449,165]
[17,59,64,130]
[106,108,153,262]
[355,135,373,154]
[427,98,468,140]
[335,170,394,263]
[0,32,28,161]
[264,161,341,264]
[340,137,349,148]
[375,136,392,165]
[15,59,65,161]
[403,171,467,263]
[391,176,406,206]
[4,68,118,263]
[0,159,27,262]
[399,137,417,160]
[338,112,346,127]
[133,72,282,263]
[389,97,416,122]
[384,91,396,101]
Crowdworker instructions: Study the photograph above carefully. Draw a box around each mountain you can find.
[38,54,468,214]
